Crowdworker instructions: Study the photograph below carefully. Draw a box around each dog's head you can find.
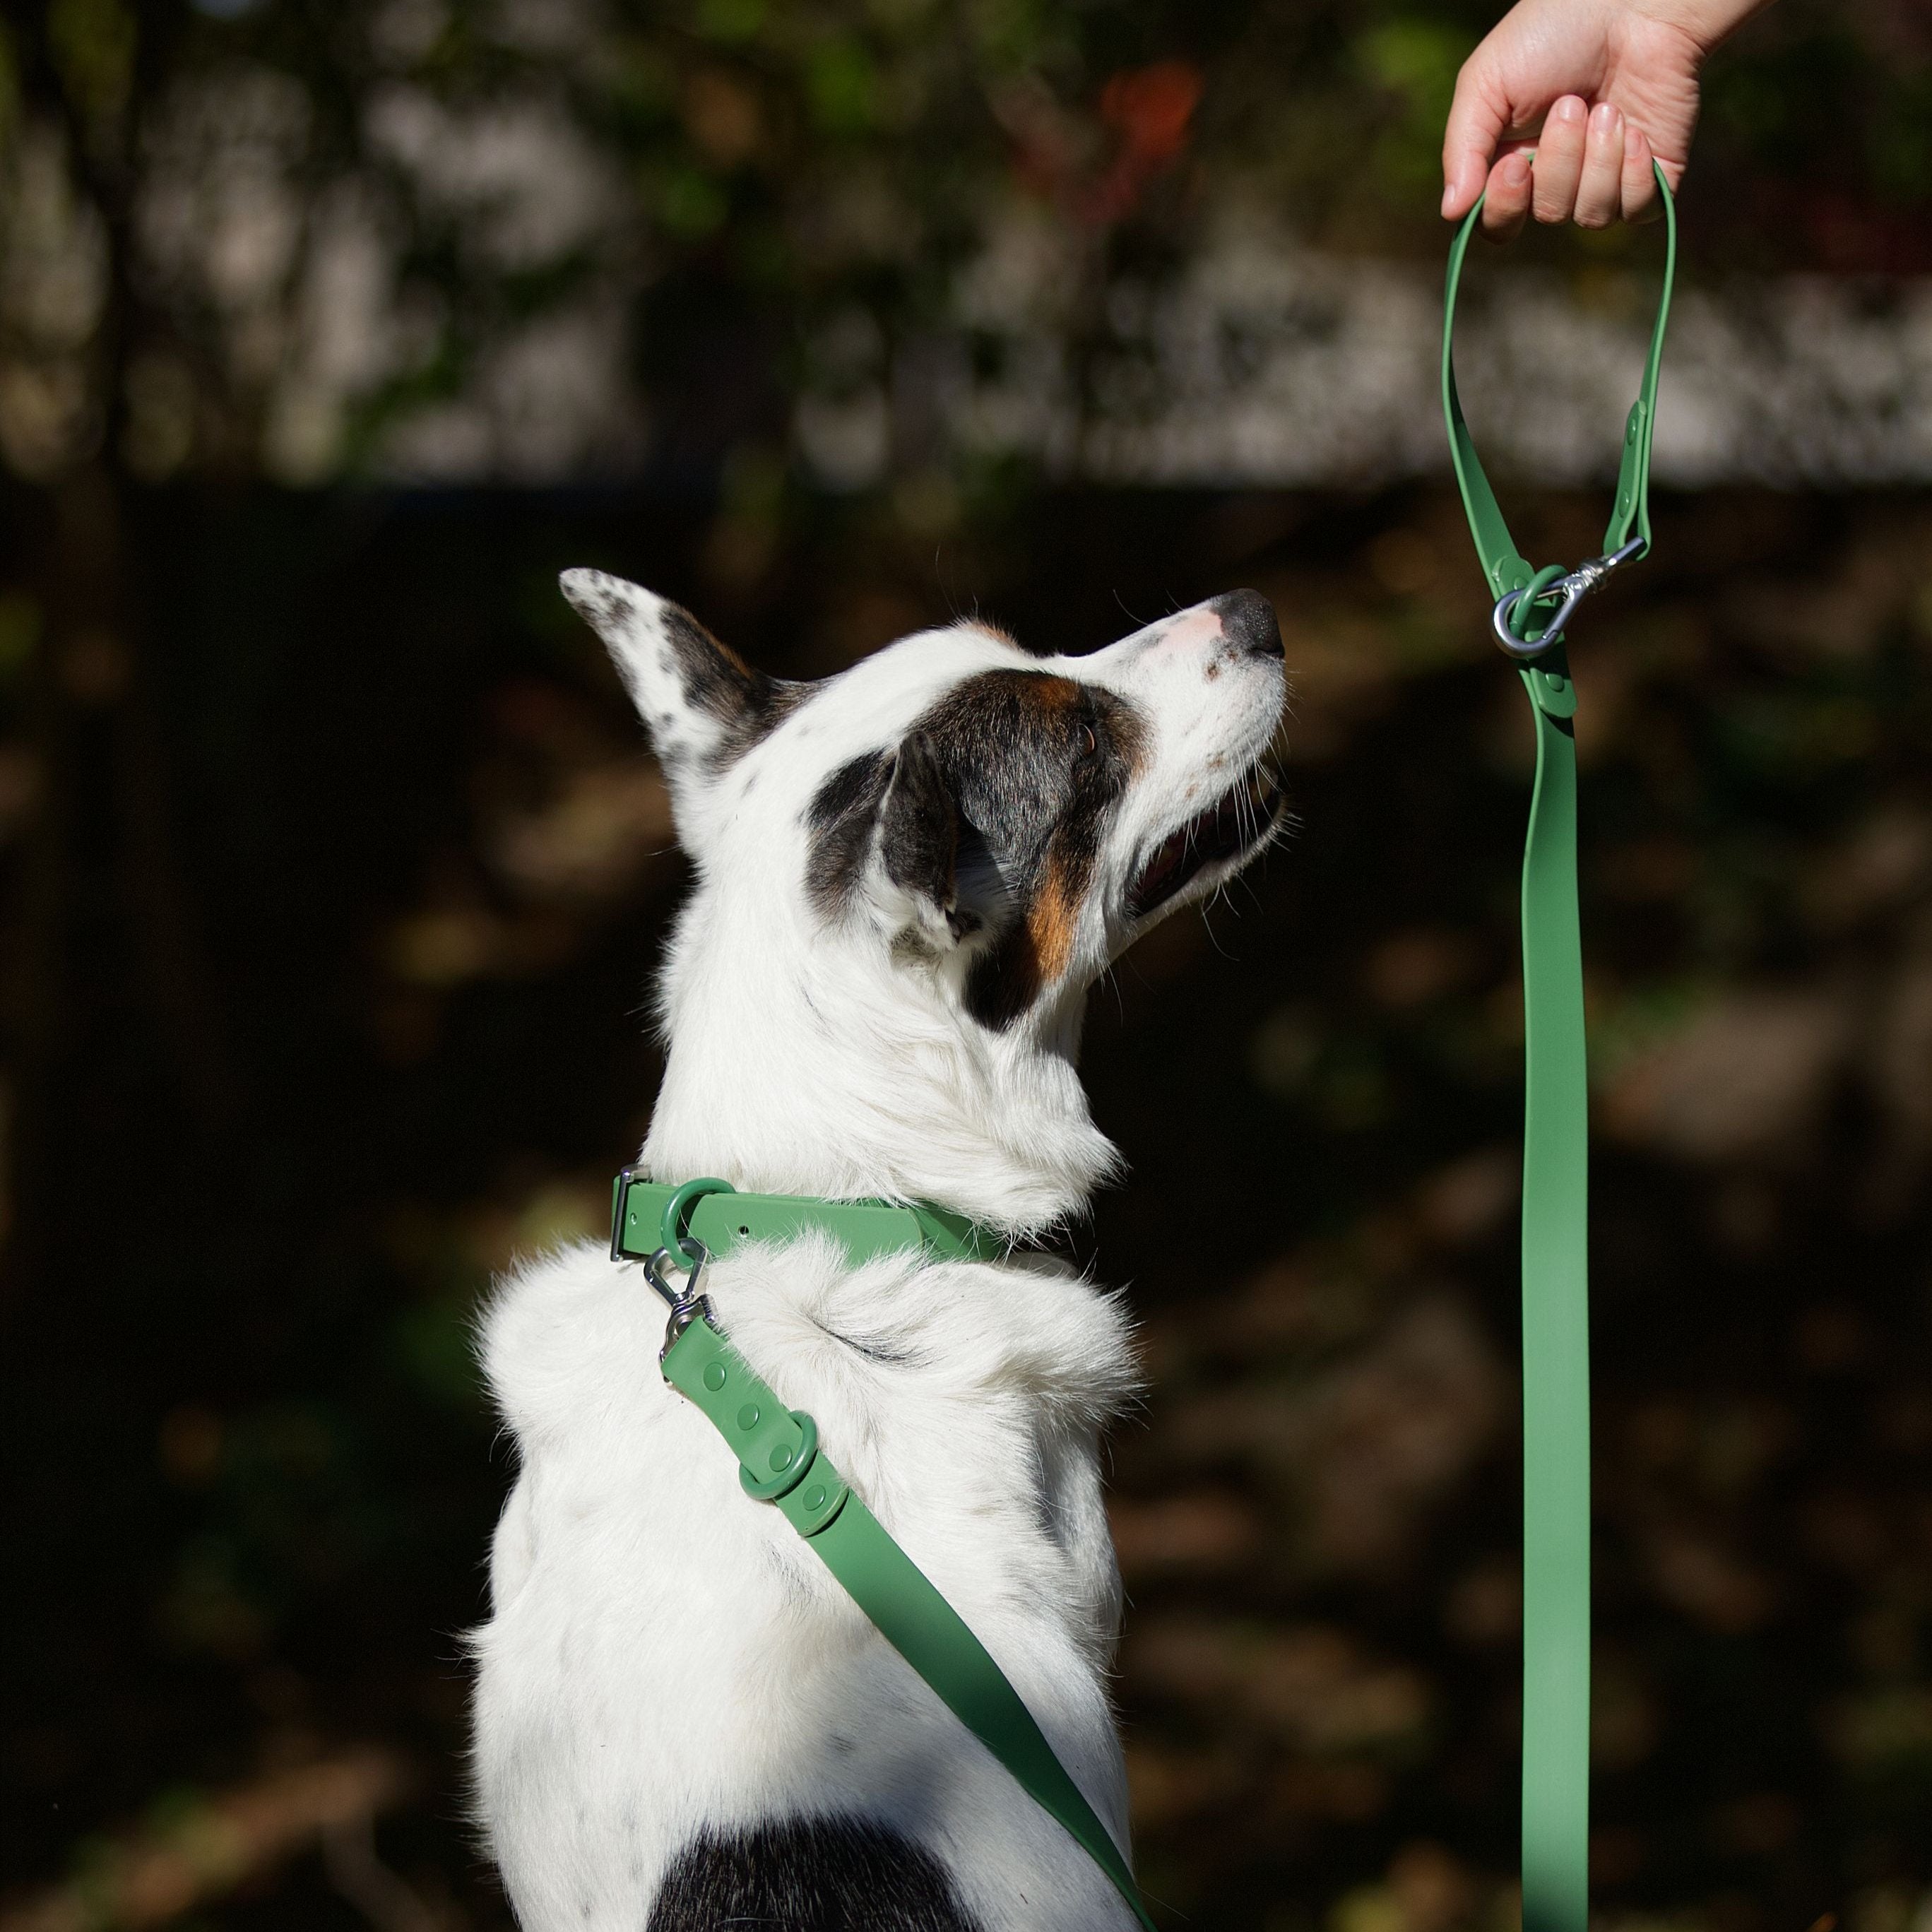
[562,568,1287,1228]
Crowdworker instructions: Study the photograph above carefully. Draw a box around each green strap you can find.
[1515,654,1592,1932]
[1442,169,1676,1932]
[660,1310,1157,1931]
[1443,165,1676,601]
[610,1172,1007,1271]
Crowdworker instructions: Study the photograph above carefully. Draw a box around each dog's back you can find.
[473,1233,1137,1930]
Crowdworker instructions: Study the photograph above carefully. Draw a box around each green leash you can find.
[1442,168,1677,1932]
[615,177,1674,1914]
[611,1172,1158,1932]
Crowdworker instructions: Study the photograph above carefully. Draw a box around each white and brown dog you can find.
[470,572,1287,1931]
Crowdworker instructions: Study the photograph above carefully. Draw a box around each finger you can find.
[1479,149,1534,244]
[1574,102,1625,228]
[1531,95,1588,224]
[1623,125,1661,223]
[1442,58,1512,218]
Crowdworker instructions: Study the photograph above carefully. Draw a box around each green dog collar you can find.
[609,1169,1009,1272]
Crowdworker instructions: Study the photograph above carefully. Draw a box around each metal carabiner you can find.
[641,1244,684,1308]
[644,1241,714,1360]
[1492,538,1646,659]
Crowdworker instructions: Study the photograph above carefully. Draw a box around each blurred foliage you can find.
[2,478,1931,1928]
[4,1,1932,1928]
[1,0,1931,487]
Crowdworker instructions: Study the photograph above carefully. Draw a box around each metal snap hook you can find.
[646,1240,714,1361]
[1492,539,1646,659]
[641,1245,685,1309]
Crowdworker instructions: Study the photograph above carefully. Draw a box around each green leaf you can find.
[659,165,729,237]
[807,39,878,136]
[697,0,766,45]
[0,593,41,683]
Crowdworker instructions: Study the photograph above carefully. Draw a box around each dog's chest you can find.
[470,1233,1141,1930]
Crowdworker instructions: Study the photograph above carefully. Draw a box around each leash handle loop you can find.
[1443,163,1676,653]
[1442,167,1677,1932]
[1606,184,1677,559]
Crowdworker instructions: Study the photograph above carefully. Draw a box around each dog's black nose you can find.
[1209,589,1284,660]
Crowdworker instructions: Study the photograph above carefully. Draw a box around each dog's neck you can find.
[641,889,1119,1238]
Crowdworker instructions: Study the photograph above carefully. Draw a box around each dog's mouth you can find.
[1125,763,1282,921]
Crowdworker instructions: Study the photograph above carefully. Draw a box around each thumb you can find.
[1442,59,1512,218]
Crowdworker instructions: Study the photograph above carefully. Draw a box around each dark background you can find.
[4,4,1931,1929]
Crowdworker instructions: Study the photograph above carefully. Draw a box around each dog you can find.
[470,571,1287,1931]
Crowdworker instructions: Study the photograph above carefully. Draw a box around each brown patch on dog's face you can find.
[940,671,1144,1029]
[962,848,1087,1031]
[1026,851,1079,985]
[803,668,1146,1030]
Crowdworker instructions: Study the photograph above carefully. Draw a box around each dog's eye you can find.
[1076,723,1098,761]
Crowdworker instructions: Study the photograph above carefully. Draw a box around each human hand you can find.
[1440,0,1772,239]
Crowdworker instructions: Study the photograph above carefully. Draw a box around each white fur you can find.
[474,1237,1138,1929]
[471,582,1286,1928]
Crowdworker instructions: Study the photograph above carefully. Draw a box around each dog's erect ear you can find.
[876,732,980,948]
[559,568,781,778]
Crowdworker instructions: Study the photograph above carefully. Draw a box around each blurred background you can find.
[3,2,1931,1928]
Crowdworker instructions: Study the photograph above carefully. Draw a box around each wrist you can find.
[1634,0,1772,57]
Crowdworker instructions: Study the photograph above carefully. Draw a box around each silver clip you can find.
[645,1240,713,1362]
[641,1244,685,1310]
[1492,538,1645,659]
